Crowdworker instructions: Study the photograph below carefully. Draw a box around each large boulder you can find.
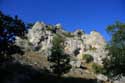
[114,77,125,83]
[96,74,108,82]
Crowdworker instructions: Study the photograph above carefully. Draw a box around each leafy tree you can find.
[0,11,26,62]
[92,63,104,74]
[82,54,93,63]
[48,35,71,77]
[103,21,125,80]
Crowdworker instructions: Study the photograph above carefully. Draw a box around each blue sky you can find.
[0,0,125,41]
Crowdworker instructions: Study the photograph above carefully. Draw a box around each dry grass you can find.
[14,51,50,69]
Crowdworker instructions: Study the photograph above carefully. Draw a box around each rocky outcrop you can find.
[114,77,125,83]
[64,30,107,65]
[15,22,107,65]
[14,22,109,82]
[81,31,108,64]
[96,74,108,81]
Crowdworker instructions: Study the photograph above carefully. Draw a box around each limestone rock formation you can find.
[14,22,110,82]
[15,22,53,55]
[15,22,107,65]
[96,74,108,81]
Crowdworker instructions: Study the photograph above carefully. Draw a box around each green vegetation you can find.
[92,63,104,74]
[0,11,26,62]
[89,47,97,51]
[73,48,81,56]
[83,46,97,52]
[1,10,125,82]
[79,39,83,42]
[82,54,94,63]
[0,11,27,83]
[103,21,125,79]
[48,35,71,77]
[46,25,53,31]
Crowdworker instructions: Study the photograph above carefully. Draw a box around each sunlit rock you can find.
[15,22,108,64]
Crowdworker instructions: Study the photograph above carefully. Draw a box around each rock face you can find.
[14,22,109,83]
[114,77,125,83]
[27,22,53,51]
[15,22,107,65]
[27,22,45,45]
[82,31,108,64]
[96,74,108,81]
[64,30,107,65]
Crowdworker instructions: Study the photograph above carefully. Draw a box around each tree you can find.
[0,11,26,62]
[48,35,71,77]
[103,21,125,80]
[82,54,93,63]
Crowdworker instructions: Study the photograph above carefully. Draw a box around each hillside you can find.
[12,22,110,83]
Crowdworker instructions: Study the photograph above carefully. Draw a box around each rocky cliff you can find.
[14,22,109,82]
[15,22,107,65]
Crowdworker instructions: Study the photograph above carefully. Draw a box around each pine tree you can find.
[48,35,71,77]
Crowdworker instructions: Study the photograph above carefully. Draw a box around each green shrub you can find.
[46,25,53,31]
[82,54,93,63]
[48,35,71,77]
[88,45,97,51]
[79,39,83,42]
[89,47,97,51]
[92,63,104,74]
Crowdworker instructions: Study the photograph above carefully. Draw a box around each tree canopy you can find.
[48,35,71,77]
[0,11,26,62]
[103,21,125,80]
